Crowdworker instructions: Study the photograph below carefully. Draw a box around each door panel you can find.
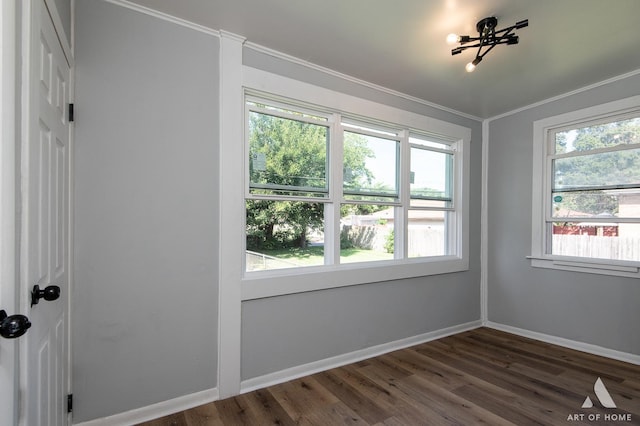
[22,1,70,424]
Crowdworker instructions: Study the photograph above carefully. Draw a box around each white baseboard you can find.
[240,320,483,394]
[73,387,219,426]
[73,320,484,425]
[485,321,640,366]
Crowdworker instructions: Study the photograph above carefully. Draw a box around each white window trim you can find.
[530,94,640,278]
[240,66,471,300]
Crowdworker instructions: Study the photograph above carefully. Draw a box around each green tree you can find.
[246,110,375,249]
[554,118,640,215]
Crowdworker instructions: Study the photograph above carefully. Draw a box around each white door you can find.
[21,0,71,424]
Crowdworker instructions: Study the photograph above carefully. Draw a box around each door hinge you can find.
[67,394,73,413]
[68,103,74,122]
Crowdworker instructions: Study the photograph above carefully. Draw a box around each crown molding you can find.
[103,0,219,37]
[487,68,640,122]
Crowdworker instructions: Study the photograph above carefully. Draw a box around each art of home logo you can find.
[566,377,633,422]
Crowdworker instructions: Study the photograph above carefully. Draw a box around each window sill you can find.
[242,256,469,300]
[527,255,640,279]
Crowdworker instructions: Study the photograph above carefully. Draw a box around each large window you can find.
[245,95,465,275]
[531,96,640,277]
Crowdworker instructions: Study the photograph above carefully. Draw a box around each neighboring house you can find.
[347,206,445,229]
[617,191,640,237]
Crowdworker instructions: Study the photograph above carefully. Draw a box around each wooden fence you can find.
[552,235,640,261]
[342,225,445,257]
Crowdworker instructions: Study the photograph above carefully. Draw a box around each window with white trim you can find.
[531,96,640,277]
[244,95,465,275]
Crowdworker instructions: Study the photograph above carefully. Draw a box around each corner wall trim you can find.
[480,120,489,324]
[240,320,483,394]
[485,321,640,366]
[72,388,219,426]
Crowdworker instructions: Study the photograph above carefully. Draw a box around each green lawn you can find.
[262,246,393,266]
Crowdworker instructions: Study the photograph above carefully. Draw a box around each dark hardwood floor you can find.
[138,328,640,425]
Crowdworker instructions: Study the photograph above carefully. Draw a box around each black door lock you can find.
[0,310,31,339]
[31,284,61,307]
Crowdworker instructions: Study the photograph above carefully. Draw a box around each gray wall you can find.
[73,1,219,422]
[487,73,640,355]
[241,49,483,380]
[242,274,481,379]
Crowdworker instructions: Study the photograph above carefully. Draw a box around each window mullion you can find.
[327,113,343,265]
[397,130,410,259]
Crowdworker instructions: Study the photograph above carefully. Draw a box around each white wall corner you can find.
[480,119,489,325]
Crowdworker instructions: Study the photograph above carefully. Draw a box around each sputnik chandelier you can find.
[447,16,528,72]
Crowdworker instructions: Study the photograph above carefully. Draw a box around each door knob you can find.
[31,285,61,307]
[0,310,32,339]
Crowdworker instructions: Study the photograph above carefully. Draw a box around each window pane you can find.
[249,110,328,194]
[246,200,324,271]
[343,131,398,198]
[550,221,640,261]
[553,148,640,191]
[410,147,453,202]
[340,204,394,263]
[408,209,446,258]
[555,117,640,154]
[552,189,640,219]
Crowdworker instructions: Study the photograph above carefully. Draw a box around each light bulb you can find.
[446,33,459,44]
[466,57,482,73]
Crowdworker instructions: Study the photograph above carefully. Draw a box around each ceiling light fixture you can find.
[447,16,528,72]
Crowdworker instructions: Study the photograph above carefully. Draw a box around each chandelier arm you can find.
[477,41,498,60]
[494,28,517,44]
[493,25,517,38]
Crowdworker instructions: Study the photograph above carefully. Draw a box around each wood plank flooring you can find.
[138,328,640,425]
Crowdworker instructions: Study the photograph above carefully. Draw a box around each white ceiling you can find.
[126,0,640,118]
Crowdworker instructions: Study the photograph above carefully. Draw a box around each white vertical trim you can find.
[530,116,546,259]
[397,130,410,259]
[457,131,470,270]
[217,31,245,399]
[0,1,18,424]
[327,115,342,265]
[67,15,75,423]
[18,0,35,423]
[480,120,489,324]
